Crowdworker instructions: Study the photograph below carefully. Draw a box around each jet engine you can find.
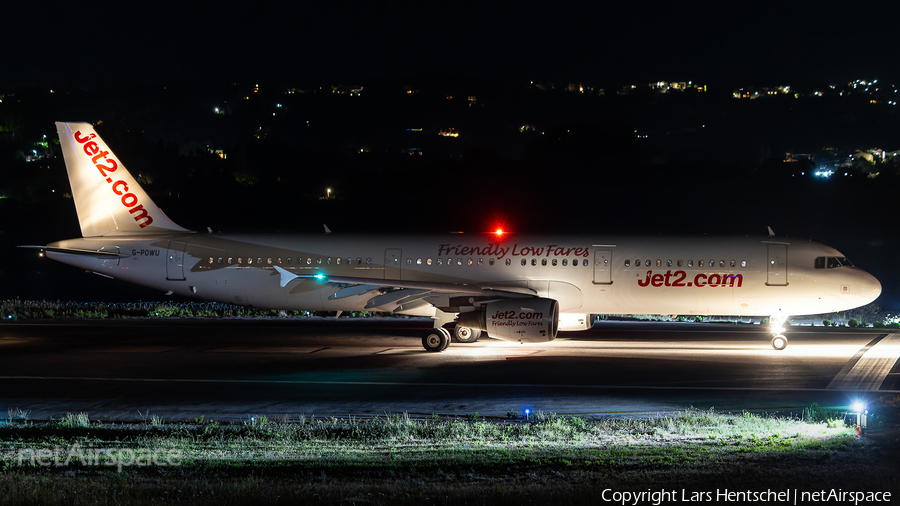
[457,298,559,342]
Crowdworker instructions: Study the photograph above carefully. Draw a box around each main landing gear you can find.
[769,315,788,350]
[422,328,451,352]
[453,326,481,343]
[422,326,482,351]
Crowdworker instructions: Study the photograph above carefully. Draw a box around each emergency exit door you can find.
[384,249,402,280]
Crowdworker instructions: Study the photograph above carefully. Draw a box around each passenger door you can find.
[592,250,612,284]
[766,244,788,286]
[166,241,186,281]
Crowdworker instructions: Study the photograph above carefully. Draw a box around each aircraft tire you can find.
[454,326,481,343]
[423,328,450,352]
[771,335,788,350]
[439,328,451,351]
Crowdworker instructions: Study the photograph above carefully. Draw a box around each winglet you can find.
[324,224,332,235]
[273,265,302,288]
[767,226,775,237]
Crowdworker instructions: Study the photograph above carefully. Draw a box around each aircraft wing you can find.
[272,266,536,312]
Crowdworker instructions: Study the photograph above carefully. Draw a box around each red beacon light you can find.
[494,228,505,238]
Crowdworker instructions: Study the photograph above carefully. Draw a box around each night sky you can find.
[4,1,900,309]
[5,1,898,90]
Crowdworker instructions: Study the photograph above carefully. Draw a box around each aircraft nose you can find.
[861,270,882,302]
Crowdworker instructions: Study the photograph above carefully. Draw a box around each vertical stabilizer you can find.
[56,122,192,237]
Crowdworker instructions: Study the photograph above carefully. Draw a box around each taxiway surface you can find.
[1,319,898,420]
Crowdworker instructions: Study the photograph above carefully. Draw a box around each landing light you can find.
[851,401,866,413]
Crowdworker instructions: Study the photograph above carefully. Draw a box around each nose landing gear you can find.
[769,315,788,350]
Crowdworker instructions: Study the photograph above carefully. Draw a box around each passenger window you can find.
[336,258,341,265]
[238,257,242,264]
[719,260,724,268]
[677,260,683,267]
[699,260,704,267]
[477,259,483,265]
[208,257,213,264]
[666,259,672,267]
[521,259,527,266]
[317,258,322,265]
[741,260,747,268]
[346,258,351,265]
[505,259,511,266]
[542,259,548,266]
[268,258,273,264]
[468,258,473,266]
[406,258,412,265]
[644,259,650,267]
[427,258,432,265]
[489,258,495,265]
[656,259,661,267]
[258,257,263,265]
[366,258,372,264]
[562,259,568,266]
[531,259,536,266]
[287,257,292,264]
[688,260,693,267]
[248,258,253,265]
[572,259,578,267]
[218,257,223,264]
[277,257,282,264]
[583,259,589,266]
[228,257,233,264]
[730,260,735,268]
[437,258,443,265]
[552,259,558,266]
[709,260,714,268]
[328,258,333,265]
[457,258,462,266]
[417,258,422,265]
[356,258,362,264]
[307,258,312,265]
[625,260,631,267]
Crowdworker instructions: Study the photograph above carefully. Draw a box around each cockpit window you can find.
[816,256,854,269]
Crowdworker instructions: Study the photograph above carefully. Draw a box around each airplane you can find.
[23,122,883,352]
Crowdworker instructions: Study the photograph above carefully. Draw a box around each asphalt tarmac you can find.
[1,318,898,421]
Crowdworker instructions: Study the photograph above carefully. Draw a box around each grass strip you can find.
[1,409,898,505]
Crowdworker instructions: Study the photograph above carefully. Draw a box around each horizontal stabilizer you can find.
[18,245,125,257]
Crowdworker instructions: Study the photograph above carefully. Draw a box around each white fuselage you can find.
[46,233,882,319]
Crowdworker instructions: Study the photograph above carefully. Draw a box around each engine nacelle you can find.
[457,298,559,343]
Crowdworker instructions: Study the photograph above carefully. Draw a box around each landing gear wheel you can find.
[423,328,451,352]
[771,335,788,350]
[453,326,481,343]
